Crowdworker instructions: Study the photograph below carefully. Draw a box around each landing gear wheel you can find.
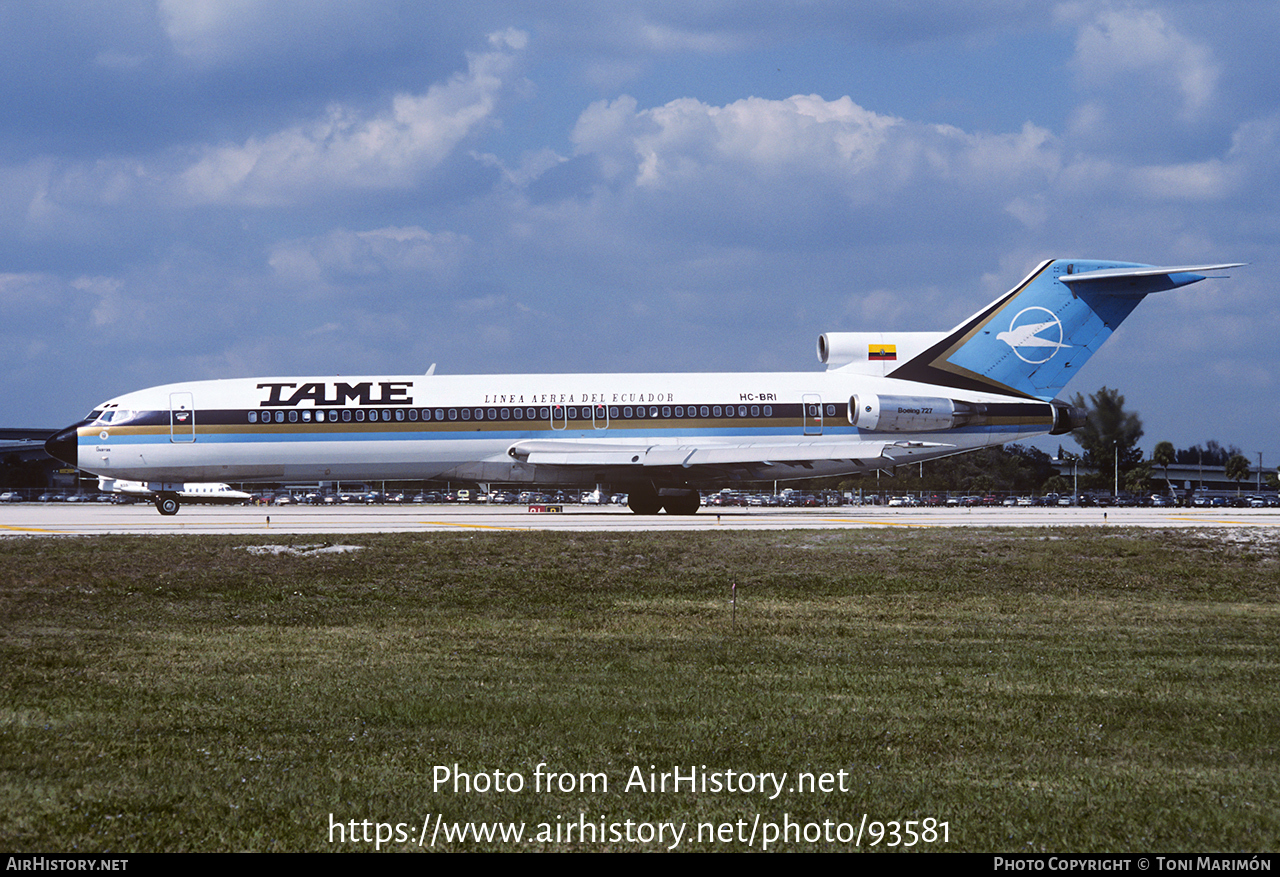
[661,490,700,515]
[155,493,180,516]
[627,484,662,515]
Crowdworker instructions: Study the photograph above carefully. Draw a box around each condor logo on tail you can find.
[996,307,1071,364]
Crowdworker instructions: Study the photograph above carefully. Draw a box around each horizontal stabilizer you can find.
[1059,263,1245,293]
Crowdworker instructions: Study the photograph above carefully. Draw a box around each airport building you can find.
[1052,457,1277,499]
[0,429,67,496]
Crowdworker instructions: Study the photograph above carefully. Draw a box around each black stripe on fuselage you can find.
[87,401,816,432]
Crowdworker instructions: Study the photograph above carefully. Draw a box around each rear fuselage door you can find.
[803,394,823,435]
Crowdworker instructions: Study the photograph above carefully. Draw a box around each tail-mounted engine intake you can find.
[817,331,945,372]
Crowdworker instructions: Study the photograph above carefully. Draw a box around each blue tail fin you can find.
[888,259,1242,401]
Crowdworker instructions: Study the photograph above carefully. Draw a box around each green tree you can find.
[1152,440,1175,494]
[1125,464,1153,496]
[1043,475,1071,495]
[1225,454,1251,495]
[1070,386,1144,489]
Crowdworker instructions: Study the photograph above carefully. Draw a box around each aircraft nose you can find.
[44,425,80,469]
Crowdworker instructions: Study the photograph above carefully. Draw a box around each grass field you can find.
[1,527,1277,852]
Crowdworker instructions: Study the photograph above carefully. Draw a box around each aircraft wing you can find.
[507,439,953,468]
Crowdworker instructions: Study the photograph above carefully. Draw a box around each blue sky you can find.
[3,1,1276,465]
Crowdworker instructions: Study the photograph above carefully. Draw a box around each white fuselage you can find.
[62,368,1054,487]
[98,477,252,504]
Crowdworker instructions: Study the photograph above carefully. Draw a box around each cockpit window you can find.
[92,409,133,425]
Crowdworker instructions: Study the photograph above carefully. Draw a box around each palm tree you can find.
[1153,441,1175,496]
[1225,454,1251,496]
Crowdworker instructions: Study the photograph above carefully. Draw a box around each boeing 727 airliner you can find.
[44,259,1241,515]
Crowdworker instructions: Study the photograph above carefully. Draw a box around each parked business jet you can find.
[97,477,251,513]
[45,259,1240,515]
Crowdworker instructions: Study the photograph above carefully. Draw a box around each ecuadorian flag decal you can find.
[869,344,896,361]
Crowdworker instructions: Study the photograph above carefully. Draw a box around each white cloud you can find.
[159,0,380,66]
[159,0,244,48]
[1071,7,1219,120]
[633,19,750,54]
[1128,158,1232,201]
[1126,113,1278,200]
[269,226,471,287]
[177,29,526,205]
[73,275,128,328]
[569,92,1059,209]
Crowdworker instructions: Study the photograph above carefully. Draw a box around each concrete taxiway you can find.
[1,503,1277,536]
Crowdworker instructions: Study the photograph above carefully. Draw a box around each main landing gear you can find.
[154,493,181,516]
[627,484,700,515]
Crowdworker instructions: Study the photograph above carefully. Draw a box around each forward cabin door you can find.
[169,392,195,442]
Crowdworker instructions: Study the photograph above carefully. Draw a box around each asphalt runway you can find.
[2,502,1278,536]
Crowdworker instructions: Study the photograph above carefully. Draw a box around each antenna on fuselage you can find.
[425,363,436,376]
